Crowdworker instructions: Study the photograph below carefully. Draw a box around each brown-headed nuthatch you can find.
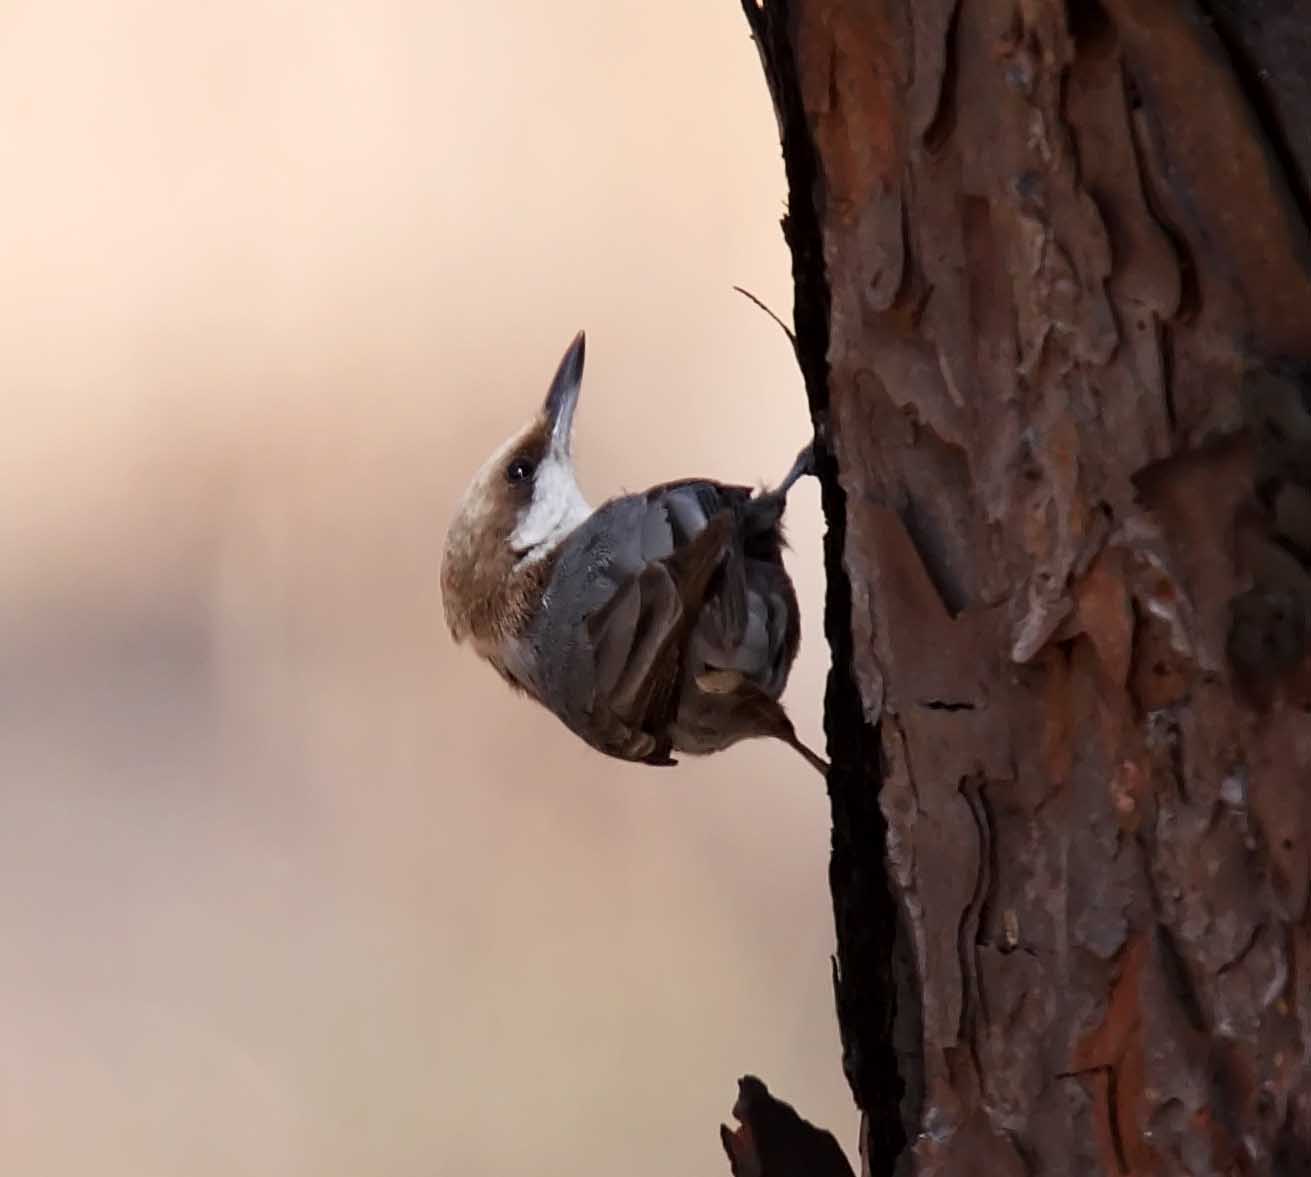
[441,332,826,775]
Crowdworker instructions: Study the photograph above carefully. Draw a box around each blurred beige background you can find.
[0,2,849,1174]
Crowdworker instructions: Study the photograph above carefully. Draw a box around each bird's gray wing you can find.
[649,480,754,649]
[582,509,734,764]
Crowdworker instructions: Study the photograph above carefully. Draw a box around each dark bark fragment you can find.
[720,1076,857,1177]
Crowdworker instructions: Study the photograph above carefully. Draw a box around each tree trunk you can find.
[736,1,1311,1174]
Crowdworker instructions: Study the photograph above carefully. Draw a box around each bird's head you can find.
[441,331,592,650]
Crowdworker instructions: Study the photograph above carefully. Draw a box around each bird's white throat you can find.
[510,451,592,564]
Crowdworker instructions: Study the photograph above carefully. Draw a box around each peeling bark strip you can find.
[739,0,1311,1174]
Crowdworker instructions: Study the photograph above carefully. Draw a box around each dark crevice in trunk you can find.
[740,1,909,1171]
[1193,0,1311,238]
[1122,65,1202,329]
[921,0,963,155]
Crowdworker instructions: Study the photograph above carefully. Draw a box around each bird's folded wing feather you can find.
[583,510,733,763]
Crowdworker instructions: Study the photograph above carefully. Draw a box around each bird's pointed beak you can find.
[543,330,585,455]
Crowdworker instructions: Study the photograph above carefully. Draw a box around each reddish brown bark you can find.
[738,1,1311,1174]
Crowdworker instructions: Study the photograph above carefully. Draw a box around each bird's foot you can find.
[775,442,817,497]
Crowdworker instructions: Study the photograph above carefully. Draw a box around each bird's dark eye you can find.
[505,456,535,484]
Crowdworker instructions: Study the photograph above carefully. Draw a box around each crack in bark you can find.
[958,777,993,1032]
[1104,1062,1131,1175]
[1056,1064,1130,1174]
[1123,65,1202,329]
[920,0,962,155]
[1215,919,1264,979]
[1153,921,1209,1033]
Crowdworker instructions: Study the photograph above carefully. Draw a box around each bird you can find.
[440,331,826,775]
